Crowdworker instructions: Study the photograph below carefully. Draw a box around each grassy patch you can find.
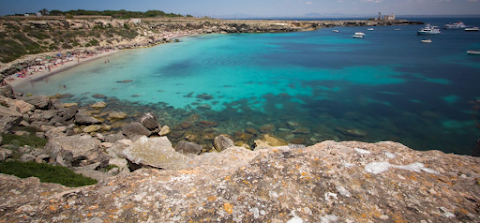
[1,133,48,148]
[0,161,98,187]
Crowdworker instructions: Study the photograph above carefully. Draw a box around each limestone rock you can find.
[254,134,288,149]
[19,154,35,162]
[2,140,480,222]
[44,135,108,167]
[121,122,151,139]
[63,103,78,108]
[108,111,127,120]
[175,140,203,155]
[140,113,159,130]
[0,148,13,161]
[158,125,170,136]
[0,106,23,133]
[91,101,106,109]
[74,109,101,125]
[0,84,14,98]
[64,104,78,121]
[83,125,102,133]
[213,134,235,152]
[22,95,50,109]
[259,124,275,133]
[123,136,189,170]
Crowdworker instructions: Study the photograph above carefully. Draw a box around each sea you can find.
[16,17,480,155]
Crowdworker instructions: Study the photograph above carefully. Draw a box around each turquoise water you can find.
[18,18,480,154]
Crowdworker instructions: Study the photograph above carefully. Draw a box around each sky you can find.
[0,0,479,17]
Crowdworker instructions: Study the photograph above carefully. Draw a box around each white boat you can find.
[444,22,466,29]
[421,39,432,43]
[417,25,441,35]
[395,28,401,31]
[352,34,364,38]
[467,50,480,55]
[465,27,479,31]
[332,30,339,33]
[367,28,374,31]
[355,32,366,36]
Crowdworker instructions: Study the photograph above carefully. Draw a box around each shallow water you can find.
[17,18,480,154]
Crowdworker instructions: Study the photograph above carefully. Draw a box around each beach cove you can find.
[8,17,480,155]
[2,12,480,222]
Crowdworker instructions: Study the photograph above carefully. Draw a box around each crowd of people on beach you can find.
[5,48,114,85]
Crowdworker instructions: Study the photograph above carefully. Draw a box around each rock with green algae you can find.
[2,140,480,222]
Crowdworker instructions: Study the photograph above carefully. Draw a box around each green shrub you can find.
[1,133,48,148]
[29,31,50,40]
[89,39,99,46]
[0,161,98,187]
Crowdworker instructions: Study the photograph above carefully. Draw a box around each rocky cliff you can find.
[1,140,479,222]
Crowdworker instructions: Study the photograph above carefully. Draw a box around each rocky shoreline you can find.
[1,76,480,222]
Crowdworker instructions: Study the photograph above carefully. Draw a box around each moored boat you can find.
[443,22,466,29]
[421,39,432,43]
[333,30,339,33]
[367,28,374,31]
[417,25,441,35]
[467,50,480,55]
[352,34,364,38]
[465,27,479,32]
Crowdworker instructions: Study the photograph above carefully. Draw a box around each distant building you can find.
[36,12,42,17]
[24,14,30,17]
[383,13,395,21]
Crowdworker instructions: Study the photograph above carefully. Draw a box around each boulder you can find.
[91,102,106,109]
[0,84,14,98]
[75,109,101,125]
[22,95,50,109]
[140,113,159,130]
[254,134,288,149]
[63,103,78,108]
[64,104,79,121]
[83,125,102,133]
[0,106,23,133]
[0,96,35,114]
[123,136,189,170]
[158,125,170,136]
[213,134,235,152]
[19,154,35,162]
[0,148,13,161]
[122,122,151,139]
[108,111,127,120]
[175,140,203,155]
[44,135,108,167]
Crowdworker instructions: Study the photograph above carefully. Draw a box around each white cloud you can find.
[306,1,313,4]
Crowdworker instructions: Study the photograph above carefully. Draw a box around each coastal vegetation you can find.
[11,9,191,19]
[0,161,98,187]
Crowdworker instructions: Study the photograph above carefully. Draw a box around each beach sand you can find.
[8,50,119,89]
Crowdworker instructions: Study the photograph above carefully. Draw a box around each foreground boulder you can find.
[22,95,51,109]
[123,136,188,170]
[2,140,480,222]
[44,135,108,167]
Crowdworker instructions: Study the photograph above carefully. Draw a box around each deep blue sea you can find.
[17,17,480,154]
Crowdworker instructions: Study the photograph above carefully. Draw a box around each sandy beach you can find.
[7,50,120,89]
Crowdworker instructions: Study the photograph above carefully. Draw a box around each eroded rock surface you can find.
[1,141,480,222]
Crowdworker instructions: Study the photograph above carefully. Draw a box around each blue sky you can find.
[0,0,479,17]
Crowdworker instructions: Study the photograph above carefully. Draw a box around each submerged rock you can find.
[335,127,367,137]
[254,134,288,149]
[91,101,106,109]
